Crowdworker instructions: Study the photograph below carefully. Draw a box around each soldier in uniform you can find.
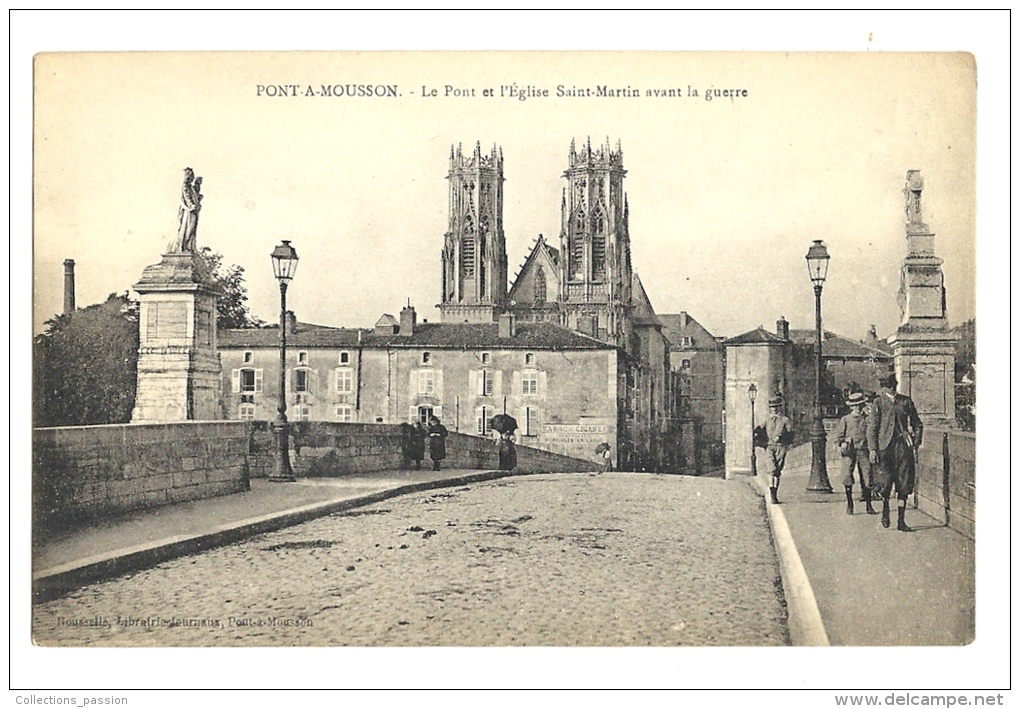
[867,373,923,531]
[763,395,794,504]
[834,390,876,515]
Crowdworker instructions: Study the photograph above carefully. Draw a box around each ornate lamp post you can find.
[748,383,758,476]
[805,240,833,492]
[270,240,299,483]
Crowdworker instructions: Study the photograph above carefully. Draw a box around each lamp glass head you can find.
[805,239,830,286]
[271,240,299,284]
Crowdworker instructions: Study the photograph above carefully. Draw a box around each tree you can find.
[33,293,139,427]
[200,247,266,329]
[954,318,975,431]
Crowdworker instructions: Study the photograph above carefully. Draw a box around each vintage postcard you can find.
[22,40,1000,692]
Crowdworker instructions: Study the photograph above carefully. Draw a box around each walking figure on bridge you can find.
[427,416,449,471]
[835,390,877,515]
[764,395,794,504]
[867,373,923,531]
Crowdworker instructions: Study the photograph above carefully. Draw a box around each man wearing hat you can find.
[834,390,876,515]
[867,373,924,531]
[763,395,794,504]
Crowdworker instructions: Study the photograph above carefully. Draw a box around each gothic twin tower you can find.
[439,138,635,348]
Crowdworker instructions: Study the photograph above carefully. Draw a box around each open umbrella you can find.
[489,413,518,434]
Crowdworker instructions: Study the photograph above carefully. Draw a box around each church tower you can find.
[439,142,508,323]
[558,137,633,346]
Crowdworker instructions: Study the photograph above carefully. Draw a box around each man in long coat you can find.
[867,373,924,531]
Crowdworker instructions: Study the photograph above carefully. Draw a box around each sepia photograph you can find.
[13,10,1008,698]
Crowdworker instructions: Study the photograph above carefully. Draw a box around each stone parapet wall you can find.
[914,428,975,539]
[33,422,251,534]
[254,423,595,477]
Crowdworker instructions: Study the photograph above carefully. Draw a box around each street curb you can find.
[32,469,542,604]
[750,474,830,646]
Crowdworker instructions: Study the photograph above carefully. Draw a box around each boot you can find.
[881,497,890,528]
[769,487,780,505]
[897,506,912,532]
[864,488,877,515]
[845,487,854,515]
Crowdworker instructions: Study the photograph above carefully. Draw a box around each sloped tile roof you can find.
[789,329,894,359]
[723,327,788,346]
[220,321,613,350]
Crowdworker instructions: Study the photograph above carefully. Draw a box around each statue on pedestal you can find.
[169,167,202,253]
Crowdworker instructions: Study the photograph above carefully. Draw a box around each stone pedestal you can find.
[890,170,957,426]
[131,252,221,422]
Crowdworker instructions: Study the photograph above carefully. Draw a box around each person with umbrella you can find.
[426,415,449,471]
[490,413,518,471]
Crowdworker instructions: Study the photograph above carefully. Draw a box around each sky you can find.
[13,10,1010,696]
[32,46,978,342]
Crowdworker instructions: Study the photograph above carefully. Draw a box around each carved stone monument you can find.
[888,170,957,426]
[131,168,221,422]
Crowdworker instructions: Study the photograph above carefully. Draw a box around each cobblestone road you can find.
[33,473,789,646]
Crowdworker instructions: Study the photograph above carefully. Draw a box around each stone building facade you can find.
[219,307,621,464]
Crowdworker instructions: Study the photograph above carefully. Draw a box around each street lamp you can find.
[270,240,299,483]
[805,240,833,492]
[748,383,758,476]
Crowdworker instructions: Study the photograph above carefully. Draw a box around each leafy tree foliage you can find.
[201,247,266,330]
[33,293,139,427]
[33,252,262,427]
[954,318,975,431]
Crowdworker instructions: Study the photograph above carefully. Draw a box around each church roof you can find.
[220,320,613,351]
[630,273,661,327]
[507,234,559,302]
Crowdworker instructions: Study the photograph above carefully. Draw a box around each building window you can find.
[243,351,254,364]
[523,406,540,436]
[479,370,494,396]
[422,351,431,364]
[418,406,434,424]
[481,352,491,365]
[681,336,693,348]
[233,368,263,393]
[339,351,350,365]
[525,352,535,366]
[335,405,354,422]
[534,268,547,304]
[295,369,311,393]
[335,367,354,394]
[294,404,311,421]
[238,403,256,420]
[681,359,692,369]
[477,405,492,435]
[297,351,308,365]
[522,370,538,396]
[418,369,435,395]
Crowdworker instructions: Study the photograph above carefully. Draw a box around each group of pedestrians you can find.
[756,371,923,532]
[402,417,449,471]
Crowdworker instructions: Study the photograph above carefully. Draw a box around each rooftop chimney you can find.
[286,310,297,335]
[399,302,416,337]
[63,259,76,315]
[498,312,517,339]
[776,316,790,340]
